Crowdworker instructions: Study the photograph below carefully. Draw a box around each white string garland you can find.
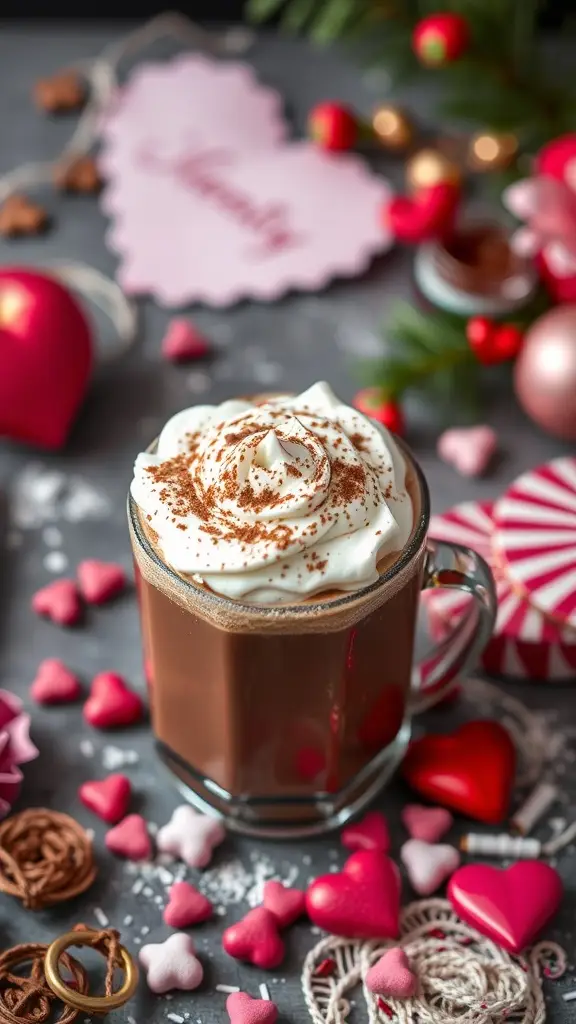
[46,261,137,362]
[302,899,565,1024]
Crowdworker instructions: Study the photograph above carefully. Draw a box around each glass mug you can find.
[129,438,496,838]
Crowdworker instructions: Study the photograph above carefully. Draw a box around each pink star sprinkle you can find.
[139,933,203,993]
[157,805,225,868]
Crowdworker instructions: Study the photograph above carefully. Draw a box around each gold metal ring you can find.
[44,929,139,1013]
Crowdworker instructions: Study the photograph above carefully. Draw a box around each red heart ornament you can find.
[341,810,390,853]
[448,861,563,953]
[222,907,285,969]
[385,184,460,243]
[402,720,516,824]
[78,773,131,824]
[30,658,82,704]
[226,992,278,1024]
[305,850,401,939]
[164,881,213,928]
[262,880,306,928]
[83,672,144,729]
[77,560,126,604]
[0,269,92,449]
[105,813,152,861]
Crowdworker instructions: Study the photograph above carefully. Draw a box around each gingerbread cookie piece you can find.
[0,194,49,237]
[34,70,86,114]
[55,156,102,194]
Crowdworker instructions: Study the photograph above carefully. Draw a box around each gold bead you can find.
[468,132,518,172]
[372,105,413,151]
[406,148,461,191]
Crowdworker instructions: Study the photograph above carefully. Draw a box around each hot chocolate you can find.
[129,382,494,835]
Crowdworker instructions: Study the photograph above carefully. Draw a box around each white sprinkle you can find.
[43,550,68,573]
[154,895,164,906]
[141,926,150,936]
[197,855,299,907]
[102,745,139,770]
[143,886,154,898]
[167,1014,185,1023]
[131,879,144,895]
[563,991,576,1002]
[259,984,270,1001]
[157,867,174,886]
[128,1017,137,1024]
[10,464,110,529]
[134,937,141,945]
[80,739,94,757]
[216,985,241,994]
[186,371,211,394]
[94,907,109,927]
[123,915,133,926]
[43,526,63,547]
[302,855,312,866]
[85,828,95,842]
[148,822,158,835]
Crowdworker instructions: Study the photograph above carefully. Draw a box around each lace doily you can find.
[302,899,565,1024]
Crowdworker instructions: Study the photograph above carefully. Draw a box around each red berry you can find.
[308,102,358,152]
[384,183,460,243]
[492,324,524,362]
[353,388,404,435]
[466,316,494,351]
[413,13,469,67]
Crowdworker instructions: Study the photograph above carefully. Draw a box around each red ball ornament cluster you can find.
[412,12,470,67]
[466,317,524,365]
[307,102,358,152]
[353,388,405,436]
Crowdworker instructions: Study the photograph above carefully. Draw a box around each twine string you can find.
[0,943,88,1024]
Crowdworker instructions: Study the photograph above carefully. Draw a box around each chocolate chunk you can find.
[54,155,102,194]
[0,194,49,237]
[33,70,86,114]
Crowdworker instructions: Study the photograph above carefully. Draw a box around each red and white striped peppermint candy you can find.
[494,456,576,632]
[427,499,576,682]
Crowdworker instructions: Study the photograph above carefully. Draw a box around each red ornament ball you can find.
[353,388,405,436]
[466,317,523,365]
[413,13,470,67]
[308,102,358,152]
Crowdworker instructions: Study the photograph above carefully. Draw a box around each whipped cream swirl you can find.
[131,382,413,603]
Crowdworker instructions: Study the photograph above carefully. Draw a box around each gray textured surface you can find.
[0,21,575,1024]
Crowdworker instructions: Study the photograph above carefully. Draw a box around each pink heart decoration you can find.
[222,907,285,969]
[31,579,82,626]
[437,426,498,478]
[83,672,144,729]
[365,948,417,1000]
[341,811,390,853]
[227,992,278,1024]
[448,861,563,953]
[401,839,460,896]
[0,269,93,450]
[164,881,213,928]
[105,813,152,861]
[401,805,453,844]
[262,880,306,928]
[306,850,401,940]
[161,319,210,362]
[140,932,203,993]
[30,658,82,704]
[79,773,131,824]
[77,560,126,604]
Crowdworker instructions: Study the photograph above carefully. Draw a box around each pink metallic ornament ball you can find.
[514,305,576,440]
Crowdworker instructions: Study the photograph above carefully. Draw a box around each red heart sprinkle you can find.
[305,850,401,939]
[262,880,306,928]
[163,881,213,928]
[222,907,285,969]
[83,672,144,729]
[402,720,516,824]
[341,811,390,853]
[226,992,278,1024]
[448,861,562,953]
[314,958,336,978]
[30,658,81,704]
[79,773,131,824]
[77,560,126,604]
[105,813,152,861]
[161,319,210,363]
[31,579,82,626]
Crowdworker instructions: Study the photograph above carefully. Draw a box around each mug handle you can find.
[410,539,497,715]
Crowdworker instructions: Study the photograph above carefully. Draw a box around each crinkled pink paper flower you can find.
[504,175,576,276]
[0,690,38,817]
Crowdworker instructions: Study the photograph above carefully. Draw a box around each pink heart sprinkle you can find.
[164,881,213,928]
[341,810,390,853]
[226,992,278,1024]
[401,805,453,844]
[105,813,152,861]
[77,560,126,604]
[262,880,306,928]
[437,425,498,478]
[83,672,144,729]
[401,839,460,897]
[222,907,285,969]
[30,658,82,704]
[31,579,82,626]
[79,774,132,824]
[366,947,417,1000]
[161,319,210,362]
